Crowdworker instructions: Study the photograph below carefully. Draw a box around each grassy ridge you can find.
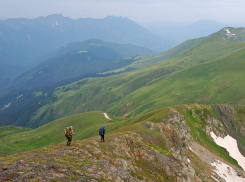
[3,35,245,128]
[1,104,244,170]
[32,36,245,122]
[0,108,172,156]
[0,111,114,155]
[103,36,207,74]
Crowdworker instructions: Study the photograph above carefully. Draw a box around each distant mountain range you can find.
[0,14,173,87]
[148,19,245,44]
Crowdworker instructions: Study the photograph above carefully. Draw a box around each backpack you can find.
[64,127,71,136]
[99,127,104,135]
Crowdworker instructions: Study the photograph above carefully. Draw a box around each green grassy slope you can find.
[0,107,173,155]
[0,126,32,156]
[0,126,31,137]
[0,111,118,155]
[2,35,245,128]
[32,36,245,121]
[1,108,173,156]
[106,46,245,117]
[102,36,207,74]
[2,104,245,172]
[101,27,245,75]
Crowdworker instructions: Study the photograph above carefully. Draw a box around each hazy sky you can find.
[1,0,245,26]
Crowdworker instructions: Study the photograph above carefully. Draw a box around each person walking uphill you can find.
[64,126,76,146]
[99,126,105,142]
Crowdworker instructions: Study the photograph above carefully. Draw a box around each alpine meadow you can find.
[1,10,245,182]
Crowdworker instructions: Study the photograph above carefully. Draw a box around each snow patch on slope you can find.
[103,113,111,120]
[211,160,245,182]
[226,28,231,34]
[210,132,245,170]
[225,28,235,36]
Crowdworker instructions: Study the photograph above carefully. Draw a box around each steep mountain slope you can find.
[22,36,245,125]
[89,27,245,75]
[2,34,245,128]
[111,36,207,73]
[1,104,245,181]
[122,26,245,75]
[4,39,154,90]
[2,27,245,129]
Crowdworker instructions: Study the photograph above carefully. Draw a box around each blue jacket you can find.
[99,126,105,135]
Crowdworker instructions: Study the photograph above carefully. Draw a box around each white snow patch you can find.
[103,113,111,120]
[210,132,245,170]
[211,160,245,182]
[225,28,235,37]
[55,21,59,25]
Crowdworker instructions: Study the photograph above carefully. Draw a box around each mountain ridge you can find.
[3,31,245,128]
[2,39,154,91]
[0,14,170,85]
[1,104,245,181]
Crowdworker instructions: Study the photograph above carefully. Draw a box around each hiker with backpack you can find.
[64,126,76,146]
[99,126,105,142]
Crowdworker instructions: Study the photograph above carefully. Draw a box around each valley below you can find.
[1,14,245,181]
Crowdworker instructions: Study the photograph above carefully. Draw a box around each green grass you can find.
[1,104,245,172]
[0,125,31,137]
[101,36,207,74]
[0,111,114,155]
[28,36,245,125]
[0,107,173,156]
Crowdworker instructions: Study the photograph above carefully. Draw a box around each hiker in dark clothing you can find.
[99,126,105,142]
[64,126,76,146]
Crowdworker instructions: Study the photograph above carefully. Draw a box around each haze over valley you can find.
[1,0,245,181]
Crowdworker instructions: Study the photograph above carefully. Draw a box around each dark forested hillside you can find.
[4,39,154,91]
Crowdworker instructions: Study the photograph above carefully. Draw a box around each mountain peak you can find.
[45,14,65,18]
[104,15,129,20]
[212,27,245,41]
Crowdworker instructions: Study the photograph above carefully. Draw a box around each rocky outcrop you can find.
[0,132,202,182]
[141,112,192,164]
[140,106,245,182]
